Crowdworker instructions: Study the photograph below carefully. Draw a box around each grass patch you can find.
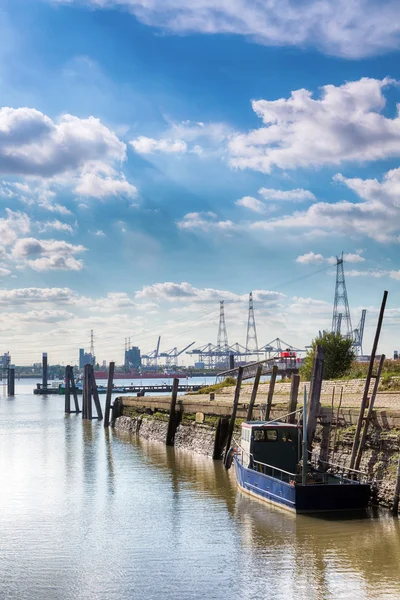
[191,376,237,395]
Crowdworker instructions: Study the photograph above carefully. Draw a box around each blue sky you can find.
[1,0,400,365]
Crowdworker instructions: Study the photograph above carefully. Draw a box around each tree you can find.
[300,332,355,381]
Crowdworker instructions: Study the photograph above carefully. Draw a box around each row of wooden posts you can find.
[64,361,116,427]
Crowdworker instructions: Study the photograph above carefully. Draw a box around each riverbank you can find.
[115,382,400,508]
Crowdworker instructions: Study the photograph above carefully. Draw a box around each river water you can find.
[1,382,400,600]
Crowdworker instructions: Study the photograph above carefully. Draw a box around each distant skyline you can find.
[0,0,399,364]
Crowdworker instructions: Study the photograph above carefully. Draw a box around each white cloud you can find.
[94,229,105,236]
[177,211,235,232]
[130,136,187,155]
[0,287,77,305]
[49,0,400,59]
[0,267,11,276]
[235,196,267,214]
[74,165,138,198]
[135,281,285,304]
[0,107,126,177]
[0,209,30,246]
[12,238,86,271]
[296,252,325,265]
[258,188,316,202]
[296,251,365,264]
[229,78,400,173]
[36,219,75,234]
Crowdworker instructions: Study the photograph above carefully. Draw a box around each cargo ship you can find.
[93,371,188,380]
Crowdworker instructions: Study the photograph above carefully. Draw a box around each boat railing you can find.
[250,455,299,482]
[308,451,370,484]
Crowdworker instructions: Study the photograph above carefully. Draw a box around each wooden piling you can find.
[350,291,388,470]
[224,366,244,467]
[264,365,278,421]
[111,397,122,426]
[247,365,262,421]
[42,352,48,390]
[82,364,90,420]
[104,361,115,428]
[70,367,80,413]
[287,374,300,424]
[393,453,400,515]
[64,365,71,413]
[354,353,385,471]
[166,378,180,446]
[330,387,343,464]
[89,365,103,420]
[7,365,15,396]
[307,345,326,451]
[212,417,230,459]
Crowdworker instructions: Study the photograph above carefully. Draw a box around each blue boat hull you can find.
[234,457,370,513]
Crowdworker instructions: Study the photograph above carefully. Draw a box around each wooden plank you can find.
[166,378,180,446]
[350,291,388,470]
[224,366,244,467]
[104,361,115,428]
[306,345,326,450]
[247,365,262,421]
[287,374,300,424]
[264,365,278,421]
[354,353,385,471]
[64,365,71,413]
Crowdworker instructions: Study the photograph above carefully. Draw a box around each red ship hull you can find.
[94,371,188,380]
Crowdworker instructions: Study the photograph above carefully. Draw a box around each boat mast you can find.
[302,385,307,486]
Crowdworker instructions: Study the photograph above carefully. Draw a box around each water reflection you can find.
[1,389,400,600]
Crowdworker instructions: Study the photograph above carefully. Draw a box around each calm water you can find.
[1,382,400,600]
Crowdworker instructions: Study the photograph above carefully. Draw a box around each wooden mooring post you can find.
[166,378,180,446]
[350,291,388,470]
[287,374,300,424]
[104,361,115,428]
[42,352,48,390]
[224,366,244,467]
[354,353,385,471]
[64,365,71,413]
[307,345,325,451]
[82,364,103,420]
[212,417,230,459]
[264,365,278,421]
[247,365,262,421]
[7,365,15,396]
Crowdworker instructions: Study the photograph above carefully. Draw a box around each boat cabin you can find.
[241,422,300,480]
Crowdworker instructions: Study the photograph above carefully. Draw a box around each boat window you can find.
[253,429,278,442]
[281,431,294,443]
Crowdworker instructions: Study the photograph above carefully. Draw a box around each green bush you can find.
[300,332,355,381]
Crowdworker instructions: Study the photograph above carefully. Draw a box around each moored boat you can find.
[229,419,370,513]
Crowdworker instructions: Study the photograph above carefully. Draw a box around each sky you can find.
[1,0,400,366]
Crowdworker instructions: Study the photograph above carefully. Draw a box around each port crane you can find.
[160,342,196,368]
[142,336,161,367]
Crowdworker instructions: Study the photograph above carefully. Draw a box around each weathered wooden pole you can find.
[264,365,278,421]
[307,345,326,451]
[287,374,300,423]
[393,453,400,514]
[212,417,230,459]
[224,366,244,466]
[42,352,48,390]
[166,378,180,446]
[89,366,103,420]
[70,367,80,413]
[350,291,388,470]
[247,365,262,421]
[87,365,92,420]
[330,386,343,464]
[82,364,89,420]
[64,365,71,413]
[354,353,385,471]
[7,365,15,396]
[104,361,115,428]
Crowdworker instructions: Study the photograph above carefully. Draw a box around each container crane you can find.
[142,336,161,367]
[160,342,195,368]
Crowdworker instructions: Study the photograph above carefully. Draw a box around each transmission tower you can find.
[332,253,352,338]
[245,292,259,352]
[217,301,229,350]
